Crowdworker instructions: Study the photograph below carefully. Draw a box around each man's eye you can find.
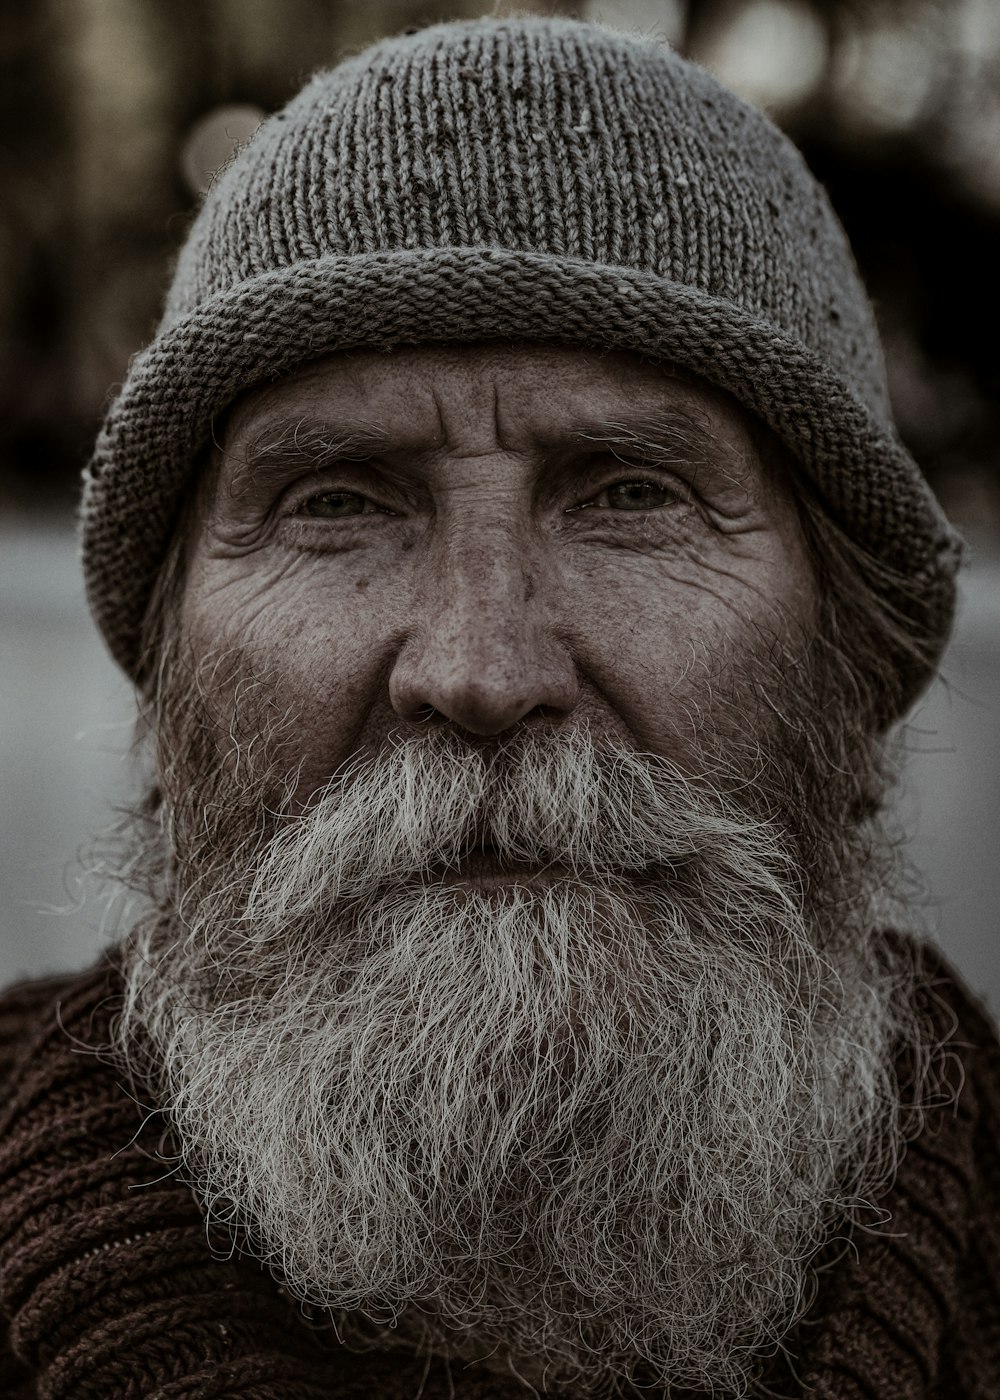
[297,491,377,518]
[587,479,682,511]
[293,480,682,519]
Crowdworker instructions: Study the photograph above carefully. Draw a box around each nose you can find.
[388,525,578,737]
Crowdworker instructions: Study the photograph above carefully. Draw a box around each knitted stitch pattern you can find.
[79,16,961,705]
[1,936,999,1397]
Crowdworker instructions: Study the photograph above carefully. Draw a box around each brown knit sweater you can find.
[1,939,998,1399]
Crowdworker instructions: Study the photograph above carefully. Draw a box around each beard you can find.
[114,623,933,1398]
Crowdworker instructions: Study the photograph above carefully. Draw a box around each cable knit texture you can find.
[79,16,961,703]
[1,936,998,1398]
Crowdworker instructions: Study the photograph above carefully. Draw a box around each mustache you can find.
[209,721,801,928]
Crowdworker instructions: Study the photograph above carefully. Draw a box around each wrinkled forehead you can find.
[210,342,788,500]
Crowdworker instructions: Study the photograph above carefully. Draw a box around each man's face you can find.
[121,345,918,1398]
[180,344,814,804]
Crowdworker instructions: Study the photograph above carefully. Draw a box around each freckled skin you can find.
[181,344,816,795]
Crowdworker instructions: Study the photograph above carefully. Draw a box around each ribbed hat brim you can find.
[81,246,962,704]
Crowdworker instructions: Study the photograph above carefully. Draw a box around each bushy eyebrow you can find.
[223,418,390,497]
[575,411,752,494]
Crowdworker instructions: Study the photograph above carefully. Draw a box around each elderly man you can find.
[1,15,998,1399]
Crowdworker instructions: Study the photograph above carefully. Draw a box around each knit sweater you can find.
[1,938,998,1399]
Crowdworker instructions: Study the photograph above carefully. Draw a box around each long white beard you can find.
[118,721,921,1397]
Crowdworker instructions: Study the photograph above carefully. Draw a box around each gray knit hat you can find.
[81,15,962,708]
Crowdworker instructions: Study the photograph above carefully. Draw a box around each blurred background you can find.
[1,0,998,1004]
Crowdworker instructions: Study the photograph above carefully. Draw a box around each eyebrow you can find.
[222,404,752,498]
[223,418,391,498]
[568,408,756,506]
[574,410,742,492]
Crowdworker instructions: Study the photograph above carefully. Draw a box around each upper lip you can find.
[425,844,552,878]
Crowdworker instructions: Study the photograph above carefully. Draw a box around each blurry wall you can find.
[2,0,998,1007]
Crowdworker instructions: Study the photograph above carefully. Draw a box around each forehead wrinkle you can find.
[424,375,510,458]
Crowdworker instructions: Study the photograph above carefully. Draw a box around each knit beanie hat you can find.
[80,15,962,711]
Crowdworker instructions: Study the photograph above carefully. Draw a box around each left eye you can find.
[588,480,680,511]
[297,491,382,518]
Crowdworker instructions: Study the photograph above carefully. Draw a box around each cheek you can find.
[580,541,816,756]
[179,560,392,786]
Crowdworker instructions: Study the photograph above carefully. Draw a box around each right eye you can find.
[296,491,388,518]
